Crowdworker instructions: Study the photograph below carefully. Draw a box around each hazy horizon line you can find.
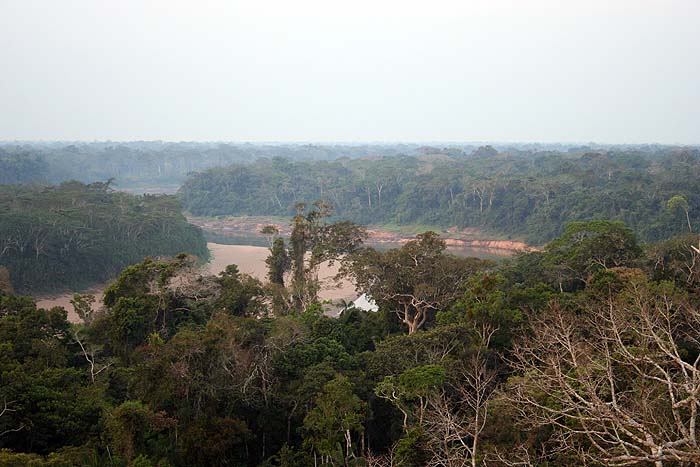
[2,140,699,147]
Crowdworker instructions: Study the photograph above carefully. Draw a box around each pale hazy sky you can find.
[1,0,698,143]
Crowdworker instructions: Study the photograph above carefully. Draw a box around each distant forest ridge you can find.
[178,147,700,244]
[0,141,694,189]
[0,142,428,188]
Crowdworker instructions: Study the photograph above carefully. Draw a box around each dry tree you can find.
[507,275,700,467]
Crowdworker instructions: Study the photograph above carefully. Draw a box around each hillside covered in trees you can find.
[1,207,700,466]
[180,147,700,244]
[0,182,208,293]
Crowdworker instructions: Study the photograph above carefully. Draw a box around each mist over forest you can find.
[0,141,684,188]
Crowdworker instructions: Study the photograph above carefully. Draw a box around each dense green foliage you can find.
[0,182,208,293]
[3,215,700,466]
[180,148,700,243]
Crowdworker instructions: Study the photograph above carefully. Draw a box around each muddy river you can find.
[35,243,357,322]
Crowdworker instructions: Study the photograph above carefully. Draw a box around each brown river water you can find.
[35,241,510,323]
[35,243,357,322]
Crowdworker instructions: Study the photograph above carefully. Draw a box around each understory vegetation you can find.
[2,206,700,466]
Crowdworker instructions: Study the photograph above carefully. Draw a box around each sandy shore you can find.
[36,243,357,322]
[206,243,356,300]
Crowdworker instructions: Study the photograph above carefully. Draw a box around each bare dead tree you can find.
[484,445,536,467]
[484,436,588,467]
[365,442,399,467]
[423,326,499,467]
[507,278,700,467]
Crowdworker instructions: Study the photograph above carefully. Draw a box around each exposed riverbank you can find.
[187,215,537,255]
[34,218,532,322]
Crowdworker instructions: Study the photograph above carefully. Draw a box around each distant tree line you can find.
[179,148,700,244]
[0,142,434,189]
[2,142,691,192]
[0,181,208,293]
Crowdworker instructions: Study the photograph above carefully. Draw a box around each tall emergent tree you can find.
[343,232,491,334]
[264,201,366,312]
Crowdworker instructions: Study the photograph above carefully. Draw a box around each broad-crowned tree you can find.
[344,232,490,334]
[542,220,642,291]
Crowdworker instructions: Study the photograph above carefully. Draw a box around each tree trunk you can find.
[345,429,353,458]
